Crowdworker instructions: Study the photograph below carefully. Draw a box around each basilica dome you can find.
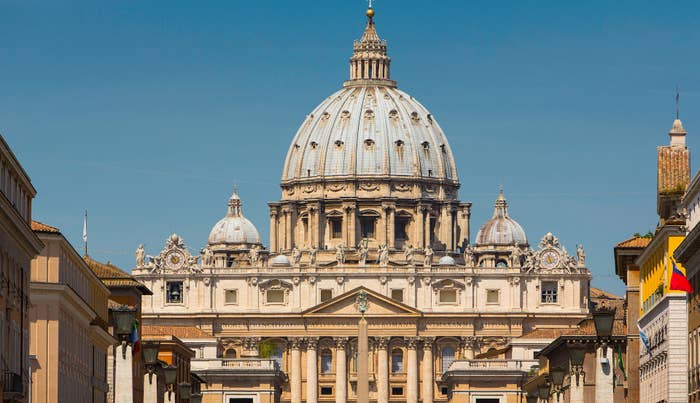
[208,190,261,247]
[475,189,527,246]
[280,9,458,189]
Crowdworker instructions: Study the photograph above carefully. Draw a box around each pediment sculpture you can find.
[140,233,202,274]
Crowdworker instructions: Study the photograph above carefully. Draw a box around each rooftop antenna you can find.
[675,85,680,120]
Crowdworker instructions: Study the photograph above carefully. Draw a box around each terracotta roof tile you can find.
[658,145,690,194]
[142,325,212,339]
[83,256,152,295]
[31,220,60,233]
[615,236,652,249]
[590,287,622,300]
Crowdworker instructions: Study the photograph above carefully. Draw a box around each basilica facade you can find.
[133,6,591,403]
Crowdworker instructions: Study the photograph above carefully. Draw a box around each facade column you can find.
[114,343,133,403]
[344,204,356,248]
[307,338,318,403]
[308,206,316,249]
[290,338,303,403]
[424,209,432,248]
[406,337,419,403]
[422,337,434,403]
[376,337,389,403]
[144,372,158,403]
[335,338,348,403]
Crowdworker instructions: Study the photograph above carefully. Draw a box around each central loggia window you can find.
[541,281,558,303]
[166,281,183,304]
[391,349,404,373]
[442,346,455,373]
[321,349,333,374]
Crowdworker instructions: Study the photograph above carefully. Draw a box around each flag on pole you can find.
[670,259,694,293]
[130,320,140,355]
[637,322,651,356]
[82,210,88,242]
[617,343,626,380]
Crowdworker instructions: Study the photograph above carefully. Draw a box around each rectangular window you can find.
[330,219,342,239]
[320,387,333,396]
[391,289,404,303]
[391,387,404,396]
[320,289,333,302]
[225,289,238,304]
[360,217,376,239]
[166,281,183,304]
[395,217,409,241]
[541,281,558,303]
[486,289,500,304]
[441,387,449,395]
[266,289,285,304]
[439,289,457,304]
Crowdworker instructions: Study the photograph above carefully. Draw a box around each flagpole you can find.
[83,210,88,257]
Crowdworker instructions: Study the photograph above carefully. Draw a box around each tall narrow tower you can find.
[657,115,690,223]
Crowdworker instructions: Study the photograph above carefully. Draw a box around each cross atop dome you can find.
[346,2,395,87]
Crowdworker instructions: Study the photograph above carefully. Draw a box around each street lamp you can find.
[592,302,616,358]
[179,382,192,400]
[142,341,160,384]
[567,342,587,386]
[163,365,178,401]
[190,394,203,403]
[111,305,136,359]
[550,367,566,401]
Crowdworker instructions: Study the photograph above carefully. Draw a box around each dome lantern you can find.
[346,4,395,87]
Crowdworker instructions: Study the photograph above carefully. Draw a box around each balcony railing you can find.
[191,358,280,372]
[3,372,23,400]
[445,359,539,373]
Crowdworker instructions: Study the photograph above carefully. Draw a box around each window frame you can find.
[391,288,404,303]
[486,289,500,305]
[224,289,238,305]
[540,281,559,304]
[165,280,184,304]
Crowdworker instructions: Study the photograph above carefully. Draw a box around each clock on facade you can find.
[165,251,185,271]
[540,249,560,269]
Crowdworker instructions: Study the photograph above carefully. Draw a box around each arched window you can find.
[496,259,508,268]
[271,346,283,367]
[391,349,404,374]
[224,349,237,359]
[321,349,333,374]
[441,346,455,373]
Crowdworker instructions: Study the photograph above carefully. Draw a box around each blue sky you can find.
[2,0,698,295]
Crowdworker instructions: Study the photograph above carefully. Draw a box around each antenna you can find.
[675,85,680,120]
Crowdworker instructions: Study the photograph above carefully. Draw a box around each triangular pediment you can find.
[303,286,422,317]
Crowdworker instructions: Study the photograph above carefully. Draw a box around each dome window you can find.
[410,112,421,123]
[427,114,434,124]
[340,110,351,120]
[422,141,430,150]
[310,141,318,149]
[321,112,331,121]
[364,139,375,150]
[394,140,405,148]
[440,144,447,153]
[334,140,344,149]
[364,109,375,120]
[388,109,399,121]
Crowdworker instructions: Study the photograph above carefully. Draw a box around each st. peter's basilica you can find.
[133,6,593,403]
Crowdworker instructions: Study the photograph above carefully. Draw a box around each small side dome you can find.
[438,256,456,266]
[475,189,527,246]
[269,255,291,267]
[208,189,262,247]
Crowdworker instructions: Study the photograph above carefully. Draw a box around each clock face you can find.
[165,251,185,270]
[540,250,560,269]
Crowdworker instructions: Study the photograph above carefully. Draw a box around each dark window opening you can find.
[360,216,376,239]
[320,387,333,396]
[330,218,342,239]
[391,387,404,396]
[441,387,448,395]
[320,289,333,302]
[395,217,409,241]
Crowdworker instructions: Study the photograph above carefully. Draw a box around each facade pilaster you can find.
[415,204,425,249]
[406,337,419,403]
[335,337,348,403]
[269,207,279,252]
[384,204,395,248]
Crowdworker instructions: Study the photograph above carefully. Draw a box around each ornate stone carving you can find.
[422,337,435,350]
[336,244,346,265]
[303,184,317,193]
[379,276,388,285]
[375,337,390,349]
[328,183,346,192]
[336,276,345,285]
[335,337,349,349]
[406,337,420,349]
[378,244,389,266]
[358,240,369,266]
[404,244,415,265]
[391,183,411,192]
[292,276,301,286]
[408,276,416,285]
[292,247,302,266]
[135,244,145,268]
[306,337,319,350]
[577,244,586,267]
[359,182,380,191]
[289,337,304,349]
[422,276,432,286]
[247,277,258,286]
[145,233,201,274]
